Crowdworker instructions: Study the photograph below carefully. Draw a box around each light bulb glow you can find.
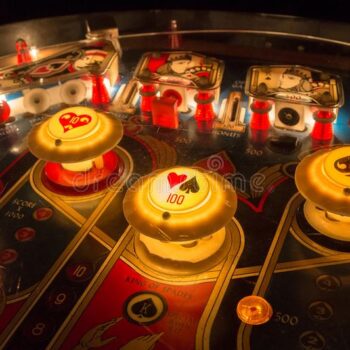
[62,159,94,172]
[30,46,39,60]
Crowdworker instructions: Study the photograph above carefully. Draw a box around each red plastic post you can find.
[0,100,10,124]
[311,110,335,141]
[194,91,215,121]
[140,84,157,116]
[169,19,181,49]
[16,38,32,65]
[91,74,110,105]
[249,99,272,130]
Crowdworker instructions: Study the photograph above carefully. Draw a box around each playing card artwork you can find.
[134,51,224,90]
[246,65,343,107]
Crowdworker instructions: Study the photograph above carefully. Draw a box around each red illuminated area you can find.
[194,91,216,121]
[27,106,124,196]
[91,74,110,105]
[44,150,120,189]
[140,84,157,115]
[152,96,179,129]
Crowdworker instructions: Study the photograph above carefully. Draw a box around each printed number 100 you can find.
[166,193,185,205]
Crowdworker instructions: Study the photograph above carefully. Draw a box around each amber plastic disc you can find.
[28,106,123,163]
[123,166,237,241]
[236,296,273,325]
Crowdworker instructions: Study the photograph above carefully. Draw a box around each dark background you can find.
[0,0,349,25]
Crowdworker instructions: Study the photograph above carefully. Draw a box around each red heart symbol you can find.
[31,61,67,76]
[59,112,92,133]
[167,172,187,188]
[35,65,51,74]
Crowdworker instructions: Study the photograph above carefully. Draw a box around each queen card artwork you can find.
[134,51,224,90]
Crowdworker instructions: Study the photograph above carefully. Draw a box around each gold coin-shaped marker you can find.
[236,296,273,325]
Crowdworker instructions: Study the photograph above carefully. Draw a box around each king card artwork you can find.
[246,65,343,107]
[134,51,224,90]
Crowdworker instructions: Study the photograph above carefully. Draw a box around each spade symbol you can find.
[179,176,200,194]
[334,156,350,176]
[131,298,157,319]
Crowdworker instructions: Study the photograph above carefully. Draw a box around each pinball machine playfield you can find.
[0,11,350,350]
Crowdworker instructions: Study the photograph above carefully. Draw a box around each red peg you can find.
[140,84,157,115]
[194,91,215,121]
[91,74,110,105]
[16,38,32,65]
[169,19,181,49]
[0,100,10,124]
[249,99,272,130]
[311,110,335,141]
